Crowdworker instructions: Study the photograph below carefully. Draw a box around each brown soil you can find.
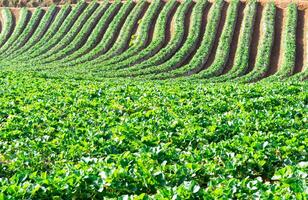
[10,8,20,23]
[164,2,179,47]
[294,9,305,73]
[18,10,44,48]
[93,2,135,59]
[201,1,228,71]
[222,1,245,74]
[146,1,165,47]
[180,1,211,68]
[246,3,263,74]
[121,2,149,52]
[1,0,308,8]
[266,7,284,77]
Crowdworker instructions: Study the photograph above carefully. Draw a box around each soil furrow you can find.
[122,2,149,52]
[146,1,165,47]
[222,1,245,74]
[200,1,228,70]
[164,1,179,48]
[265,7,284,77]
[180,1,211,67]
[246,3,263,74]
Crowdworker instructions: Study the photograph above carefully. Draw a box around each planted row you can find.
[212,0,257,82]
[119,0,207,77]
[11,4,71,62]
[269,3,297,80]
[0,8,14,48]
[92,0,178,72]
[103,0,192,78]
[3,5,58,61]
[235,2,276,83]
[0,8,29,56]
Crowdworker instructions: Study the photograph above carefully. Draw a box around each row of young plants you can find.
[211,0,257,82]
[35,2,107,64]
[193,0,239,79]
[3,5,58,60]
[152,0,230,80]
[14,1,87,65]
[235,2,276,83]
[91,0,178,72]
[0,8,29,56]
[34,0,162,76]
[102,0,192,78]
[0,8,14,48]
[72,0,162,68]
[0,8,44,59]
[41,0,135,69]
[0,71,306,198]
[134,0,222,79]
[266,3,297,81]
[27,1,99,65]
[109,0,207,78]
[83,0,148,65]
[50,0,147,68]
[43,1,122,66]
[10,4,72,62]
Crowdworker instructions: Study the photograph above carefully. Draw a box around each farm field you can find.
[0,0,306,81]
[0,0,307,199]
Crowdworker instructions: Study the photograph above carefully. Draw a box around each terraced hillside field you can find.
[0,0,307,82]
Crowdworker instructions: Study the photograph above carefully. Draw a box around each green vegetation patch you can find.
[0,71,307,199]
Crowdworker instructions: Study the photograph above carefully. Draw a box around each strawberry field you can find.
[0,0,307,198]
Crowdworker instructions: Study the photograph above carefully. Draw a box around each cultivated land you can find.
[0,0,307,199]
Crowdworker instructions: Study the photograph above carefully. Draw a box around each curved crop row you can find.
[115,0,207,78]
[16,1,87,64]
[0,8,14,48]
[267,3,297,80]
[44,0,135,70]
[27,1,99,65]
[153,0,228,79]
[42,1,122,67]
[71,0,163,68]
[70,0,148,67]
[103,0,192,78]
[92,0,177,73]
[0,7,44,58]
[40,2,109,64]
[31,2,104,65]
[10,4,71,62]
[0,8,29,56]
[3,5,58,61]
[211,0,257,82]
[0,0,305,83]
[235,2,276,83]
[46,0,146,68]
[90,0,177,72]
[193,0,239,79]
[40,0,162,77]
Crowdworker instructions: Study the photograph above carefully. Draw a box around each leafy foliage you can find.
[0,71,307,198]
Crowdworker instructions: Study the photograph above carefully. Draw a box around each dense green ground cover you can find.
[0,71,307,199]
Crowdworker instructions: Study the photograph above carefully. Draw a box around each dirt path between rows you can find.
[180,1,211,67]
[200,1,228,71]
[246,3,263,74]
[266,7,284,76]
[222,1,245,74]
[164,2,179,46]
